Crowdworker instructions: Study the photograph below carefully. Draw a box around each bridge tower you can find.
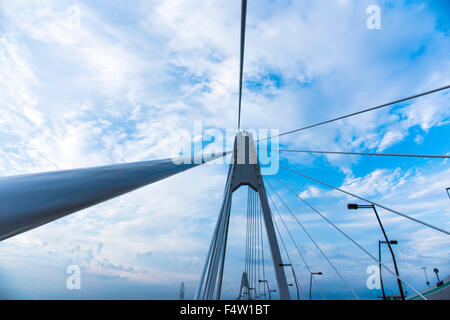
[194,132,291,300]
[179,281,185,300]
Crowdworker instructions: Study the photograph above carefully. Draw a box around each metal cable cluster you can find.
[243,188,267,299]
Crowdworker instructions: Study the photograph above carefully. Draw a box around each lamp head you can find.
[347,204,358,210]
[279,263,292,267]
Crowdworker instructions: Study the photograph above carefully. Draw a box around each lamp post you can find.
[258,280,276,300]
[258,280,269,300]
[280,263,301,300]
[378,240,398,300]
[378,240,386,300]
[348,203,405,300]
[421,267,430,286]
[434,268,442,286]
[309,272,322,300]
[269,289,277,300]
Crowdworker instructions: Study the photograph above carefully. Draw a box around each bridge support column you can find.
[195,132,291,300]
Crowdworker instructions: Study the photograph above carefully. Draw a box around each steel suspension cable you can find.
[204,183,231,299]
[267,191,323,300]
[216,187,232,300]
[250,188,254,299]
[257,192,261,299]
[245,189,250,299]
[258,85,450,142]
[267,178,360,300]
[271,206,297,299]
[268,149,450,159]
[271,193,322,300]
[252,191,256,299]
[280,165,450,235]
[251,189,255,298]
[244,190,249,278]
[251,189,257,299]
[274,176,427,300]
[253,190,258,298]
[237,0,248,130]
[259,201,267,299]
[245,187,250,298]
[253,192,259,298]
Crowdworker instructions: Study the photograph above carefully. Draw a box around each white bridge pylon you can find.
[195,132,291,300]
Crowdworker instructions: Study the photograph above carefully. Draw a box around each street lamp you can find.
[421,267,430,286]
[248,288,256,300]
[433,268,443,287]
[258,280,275,300]
[309,272,322,300]
[378,240,398,300]
[434,268,440,282]
[348,203,405,300]
[280,263,301,300]
[258,280,269,300]
[446,188,450,199]
[269,289,277,300]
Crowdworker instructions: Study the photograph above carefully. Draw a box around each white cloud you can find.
[299,186,323,199]
[377,130,405,152]
[0,0,449,298]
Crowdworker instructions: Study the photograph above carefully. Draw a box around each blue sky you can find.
[0,0,449,299]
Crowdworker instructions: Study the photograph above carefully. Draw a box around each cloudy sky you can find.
[0,0,449,299]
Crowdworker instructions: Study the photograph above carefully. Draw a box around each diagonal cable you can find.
[251,189,256,298]
[237,0,248,130]
[280,165,450,235]
[267,178,359,300]
[267,149,450,159]
[271,206,306,300]
[257,191,261,299]
[267,190,325,300]
[245,188,250,287]
[259,199,267,299]
[258,85,449,142]
[274,175,427,300]
[250,188,254,298]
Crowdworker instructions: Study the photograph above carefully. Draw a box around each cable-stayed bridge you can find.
[0,0,449,300]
